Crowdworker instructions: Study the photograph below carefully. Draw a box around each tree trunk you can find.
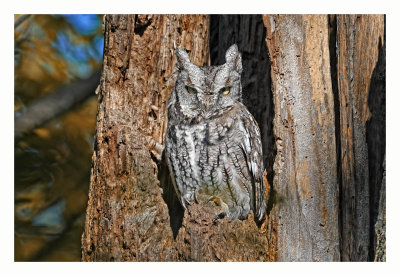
[335,15,385,261]
[263,15,340,261]
[81,14,209,261]
[81,14,268,262]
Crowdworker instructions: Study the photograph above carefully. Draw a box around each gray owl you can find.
[165,44,266,222]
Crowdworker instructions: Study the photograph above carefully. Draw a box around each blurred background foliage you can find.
[14,14,103,261]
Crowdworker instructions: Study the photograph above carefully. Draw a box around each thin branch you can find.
[14,14,31,29]
[14,70,101,140]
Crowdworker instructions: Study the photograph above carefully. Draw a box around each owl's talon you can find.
[208,195,217,204]
[194,190,200,204]
[209,196,229,223]
[208,196,221,206]
[182,196,190,208]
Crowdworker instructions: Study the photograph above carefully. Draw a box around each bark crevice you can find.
[158,154,184,239]
[328,14,343,260]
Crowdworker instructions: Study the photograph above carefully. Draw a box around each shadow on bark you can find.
[158,153,185,238]
[366,36,386,261]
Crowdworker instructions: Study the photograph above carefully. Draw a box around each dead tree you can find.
[335,14,385,261]
[263,14,340,261]
[81,14,210,261]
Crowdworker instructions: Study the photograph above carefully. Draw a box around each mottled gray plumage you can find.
[165,44,266,221]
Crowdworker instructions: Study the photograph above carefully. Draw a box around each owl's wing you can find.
[239,109,266,222]
[165,142,187,209]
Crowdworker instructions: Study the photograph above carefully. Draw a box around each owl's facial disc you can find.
[174,46,243,119]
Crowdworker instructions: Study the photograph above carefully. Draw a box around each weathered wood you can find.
[81,14,209,261]
[367,20,386,260]
[263,15,340,261]
[336,15,385,261]
[175,202,268,261]
[374,156,385,262]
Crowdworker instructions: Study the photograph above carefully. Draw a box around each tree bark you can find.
[336,15,385,261]
[374,156,385,262]
[263,15,340,261]
[175,202,268,261]
[81,14,210,261]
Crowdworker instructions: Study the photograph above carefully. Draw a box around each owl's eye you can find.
[185,86,197,94]
[219,87,230,95]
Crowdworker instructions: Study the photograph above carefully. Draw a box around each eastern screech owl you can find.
[165,44,266,222]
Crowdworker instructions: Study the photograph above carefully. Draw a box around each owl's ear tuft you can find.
[176,47,191,69]
[225,44,242,74]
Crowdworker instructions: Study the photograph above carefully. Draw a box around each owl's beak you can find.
[204,94,212,112]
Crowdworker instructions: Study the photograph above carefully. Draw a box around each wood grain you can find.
[263,14,340,261]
